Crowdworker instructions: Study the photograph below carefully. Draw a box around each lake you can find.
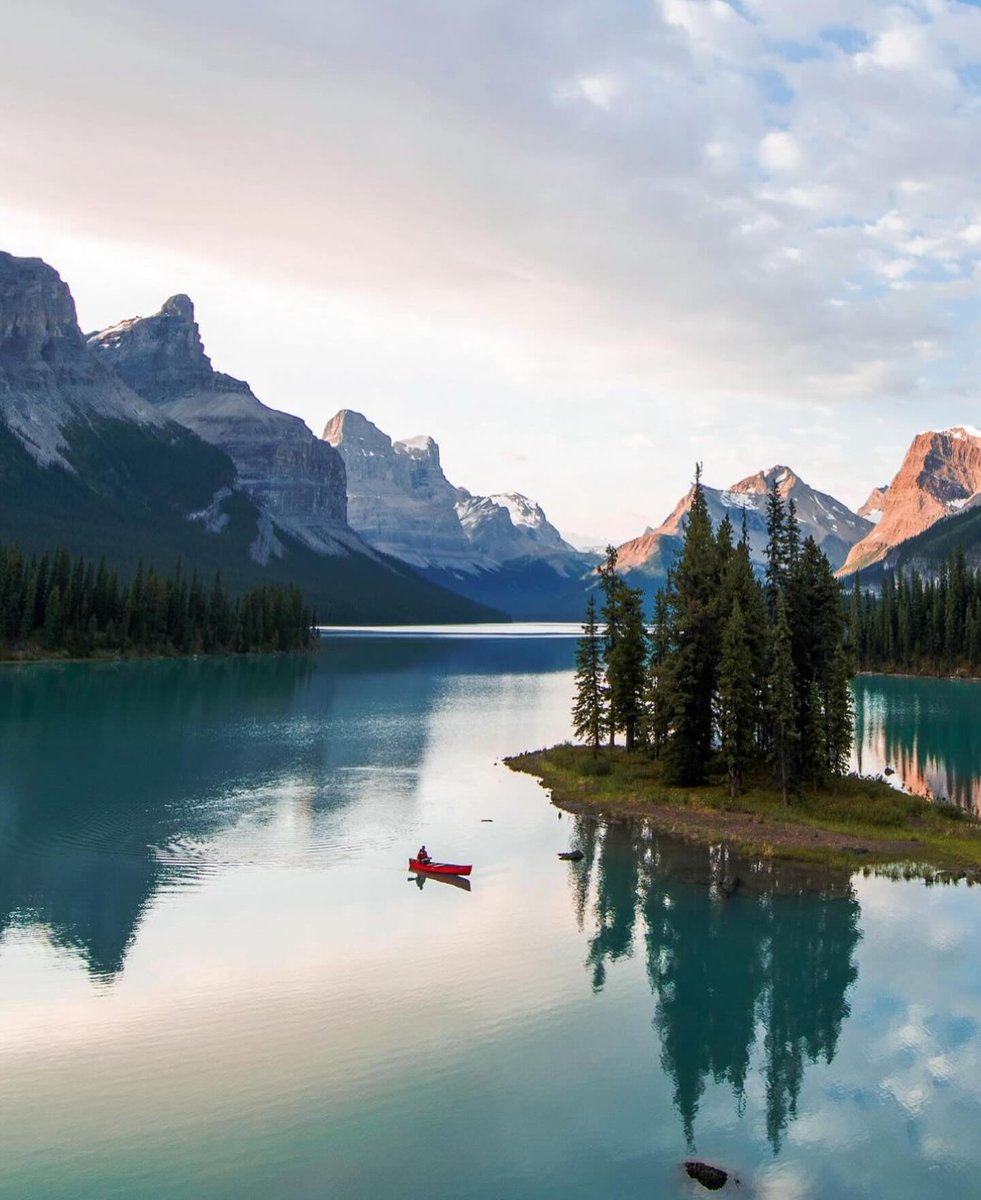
[0,631,980,1199]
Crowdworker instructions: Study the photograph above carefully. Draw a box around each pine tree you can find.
[43,584,63,649]
[718,598,754,797]
[606,581,648,752]
[824,643,854,780]
[720,528,769,751]
[573,594,605,756]
[644,588,672,758]
[598,545,622,747]
[765,483,786,618]
[768,593,797,804]
[664,464,720,784]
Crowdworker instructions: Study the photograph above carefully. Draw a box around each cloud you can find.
[760,130,804,172]
[3,0,981,535]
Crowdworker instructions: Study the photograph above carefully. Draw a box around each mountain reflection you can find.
[0,635,575,982]
[575,817,860,1151]
[853,675,981,813]
[0,656,318,979]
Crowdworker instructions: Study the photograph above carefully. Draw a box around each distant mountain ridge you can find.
[15,250,981,617]
[0,251,502,624]
[616,465,871,588]
[323,408,598,617]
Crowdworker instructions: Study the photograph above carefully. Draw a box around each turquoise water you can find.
[0,635,979,1199]
[854,673,981,812]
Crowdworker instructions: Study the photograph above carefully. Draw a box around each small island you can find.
[507,745,981,873]
[508,472,981,875]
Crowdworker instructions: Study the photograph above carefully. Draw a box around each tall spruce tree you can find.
[598,544,623,748]
[824,644,854,781]
[765,482,787,619]
[606,581,648,752]
[664,464,720,784]
[573,593,605,756]
[644,588,672,759]
[718,598,755,797]
[768,592,797,804]
[721,521,769,751]
[789,536,847,785]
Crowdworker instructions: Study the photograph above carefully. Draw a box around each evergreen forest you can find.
[0,542,316,659]
[573,468,853,800]
[850,551,981,676]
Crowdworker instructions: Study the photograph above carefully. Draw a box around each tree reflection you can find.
[0,636,575,982]
[0,655,317,980]
[577,817,861,1152]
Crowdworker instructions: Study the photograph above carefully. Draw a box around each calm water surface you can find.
[0,632,980,1199]
[853,673,981,812]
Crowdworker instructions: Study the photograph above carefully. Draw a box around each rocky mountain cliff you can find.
[0,252,162,467]
[0,251,502,624]
[323,409,583,569]
[89,297,356,560]
[858,485,889,525]
[840,427,981,575]
[617,465,870,585]
[323,409,596,616]
[321,410,478,569]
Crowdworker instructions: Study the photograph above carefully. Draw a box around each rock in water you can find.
[684,1161,729,1190]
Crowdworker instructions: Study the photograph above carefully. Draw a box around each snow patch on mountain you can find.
[323,409,587,576]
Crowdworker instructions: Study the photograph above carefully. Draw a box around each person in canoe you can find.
[417,845,432,865]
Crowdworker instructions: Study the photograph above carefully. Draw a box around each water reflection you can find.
[0,656,317,979]
[853,676,981,813]
[410,872,472,893]
[0,635,574,982]
[575,817,861,1152]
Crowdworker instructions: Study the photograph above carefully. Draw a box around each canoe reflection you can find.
[409,872,472,893]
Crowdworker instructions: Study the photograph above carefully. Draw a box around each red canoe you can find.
[409,858,472,876]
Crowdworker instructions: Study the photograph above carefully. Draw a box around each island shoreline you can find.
[506,745,981,876]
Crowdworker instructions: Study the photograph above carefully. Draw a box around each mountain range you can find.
[614,466,873,593]
[0,252,499,624]
[322,410,598,618]
[4,248,981,622]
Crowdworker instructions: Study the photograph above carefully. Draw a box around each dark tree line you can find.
[574,466,853,799]
[851,550,981,675]
[0,542,316,658]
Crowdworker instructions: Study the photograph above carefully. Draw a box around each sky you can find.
[3,0,981,543]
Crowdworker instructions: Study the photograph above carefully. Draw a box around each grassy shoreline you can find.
[505,744,981,874]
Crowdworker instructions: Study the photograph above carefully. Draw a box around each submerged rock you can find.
[684,1160,729,1190]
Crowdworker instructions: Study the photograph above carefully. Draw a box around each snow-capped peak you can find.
[487,492,545,530]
